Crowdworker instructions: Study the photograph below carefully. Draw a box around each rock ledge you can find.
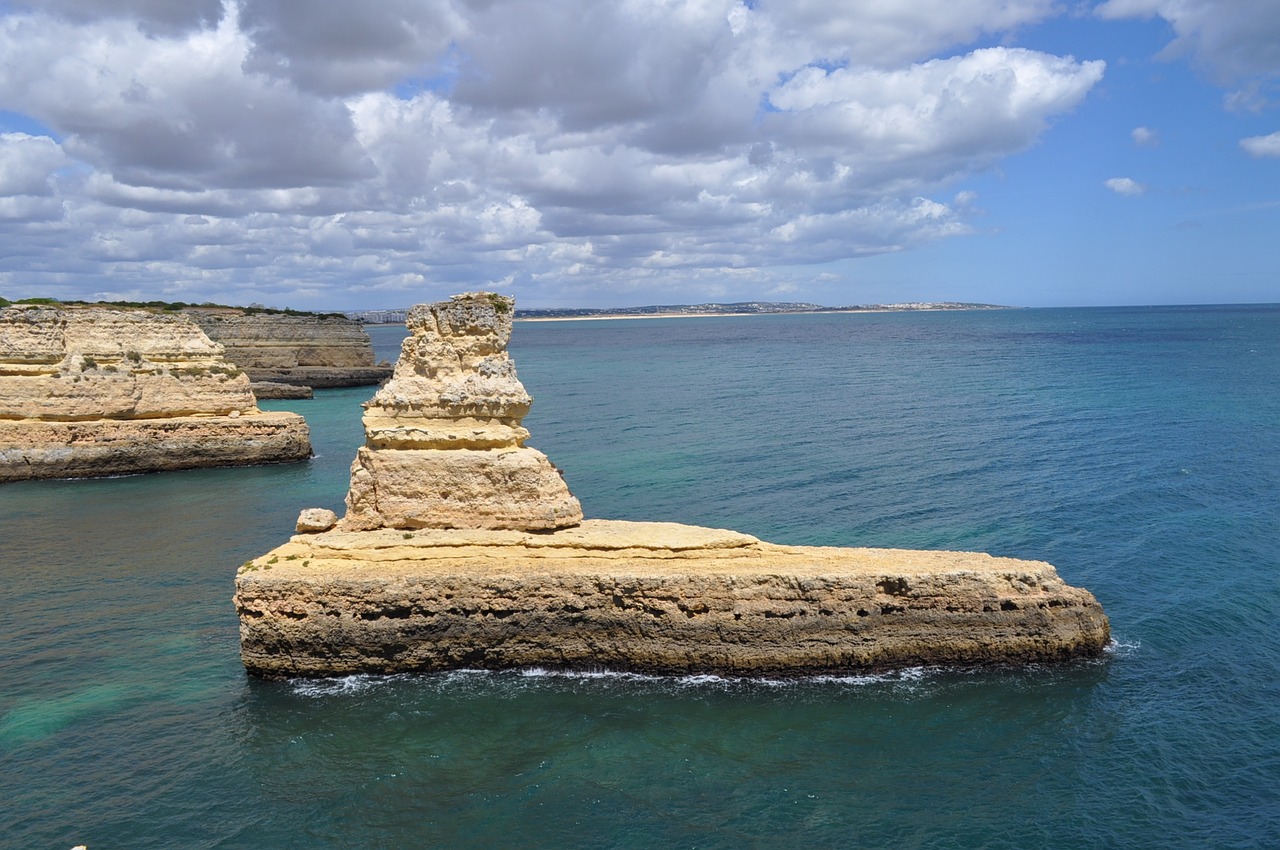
[234,292,1108,678]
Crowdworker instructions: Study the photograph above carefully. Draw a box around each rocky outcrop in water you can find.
[188,311,391,389]
[234,292,1108,678]
[0,305,310,481]
[340,292,582,531]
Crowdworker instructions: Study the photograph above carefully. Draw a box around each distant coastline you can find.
[351,301,1014,325]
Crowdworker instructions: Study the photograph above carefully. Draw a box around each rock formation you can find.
[0,304,310,481]
[235,292,1108,678]
[236,522,1110,677]
[188,311,392,389]
[339,292,582,531]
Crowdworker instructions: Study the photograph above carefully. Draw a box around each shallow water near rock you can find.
[2,306,1277,848]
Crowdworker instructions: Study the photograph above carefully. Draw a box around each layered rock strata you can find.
[251,381,313,400]
[340,292,582,531]
[236,520,1110,678]
[0,305,310,481]
[235,291,1108,678]
[188,311,392,388]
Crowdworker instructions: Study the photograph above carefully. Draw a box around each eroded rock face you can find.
[1,305,256,420]
[0,305,310,481]
[235,520,1111,678]
[234,291,1109,679]
[189,311,391,388]
[339,292,582,531]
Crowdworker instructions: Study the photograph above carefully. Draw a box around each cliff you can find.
[0,305,310,481]
[235,292,1108,678]
[188,311,392,388]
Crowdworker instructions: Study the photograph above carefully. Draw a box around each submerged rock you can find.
[235,292,1108,678]
[0,304,310,481]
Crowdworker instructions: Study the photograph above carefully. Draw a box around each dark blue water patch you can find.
[2,306,1279,848]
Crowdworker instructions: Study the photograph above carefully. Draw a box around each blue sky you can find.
[0,1,1277,310]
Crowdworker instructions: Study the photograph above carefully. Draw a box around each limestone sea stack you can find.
[340,292,582,531]
[235,292,1108,678]
[188,311,392,389]
[0,304,310,482]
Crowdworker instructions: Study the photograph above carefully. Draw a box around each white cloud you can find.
[1097,0,1280,103]
[0,133,70,196]
[1240,131,1280,157]
[1132,126,1159,147]
[761,0,1058,67]
[0,1,1108,308]
[1104,177,1147,195]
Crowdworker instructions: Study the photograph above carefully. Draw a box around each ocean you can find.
[2,306,1277,849]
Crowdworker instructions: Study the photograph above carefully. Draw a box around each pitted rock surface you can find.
[340,292,582,531]
[0,304,310,481]
[188,311,391,388]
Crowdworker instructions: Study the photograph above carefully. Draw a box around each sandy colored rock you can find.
[235,520,1111,678]
[189,311,392,388]
[251,381,313,400]
[339,292,581,531]
[235,291,1108,679]
[296,508,339,533]
[0,304,310,481]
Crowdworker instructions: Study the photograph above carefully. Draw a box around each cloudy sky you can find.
[1,0,1277,310]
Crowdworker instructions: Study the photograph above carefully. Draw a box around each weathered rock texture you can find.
[340,292,583,531]
[0,305,310,481]
[235,520,1110,678]
[235,291,1108,678]
[188,311,392,388]
[251,381,313,400]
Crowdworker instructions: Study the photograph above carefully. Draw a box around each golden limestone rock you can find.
[236,292,1108,678]
[339,292,582,531]
[235,521,1110,678]
[0,304,310,481]
[187,310,392,389]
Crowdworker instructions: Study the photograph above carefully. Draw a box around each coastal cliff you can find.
[188,311,392,389]
[235,292,1108,678]
[0,304,310,481]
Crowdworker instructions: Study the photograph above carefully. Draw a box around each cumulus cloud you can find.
[0,133,70,197]
[1104,177,1147,195]
[1240,131,1280,157]
[1132,126,1159,147]
[0,0,1108,307]
[1097,0,1280,105]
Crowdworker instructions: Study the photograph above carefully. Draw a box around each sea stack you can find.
[341,292,582,531]
[0,304,310,482]
[235,292,1108,678]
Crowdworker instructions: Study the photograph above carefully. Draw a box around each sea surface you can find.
[2,306,1278,849]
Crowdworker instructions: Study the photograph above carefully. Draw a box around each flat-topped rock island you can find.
[235,292,1108,678]
[0,304,311,482]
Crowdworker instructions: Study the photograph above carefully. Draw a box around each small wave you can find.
[813,666,930,686]
[520,666,658,682]
[290,673,404,697]
[1105,637,1141,658]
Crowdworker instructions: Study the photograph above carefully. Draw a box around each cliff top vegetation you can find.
[0,295,345,320]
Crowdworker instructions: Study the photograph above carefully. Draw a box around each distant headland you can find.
[347,300,1014,324]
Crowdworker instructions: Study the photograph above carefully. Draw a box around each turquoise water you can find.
[2,306,1277,848]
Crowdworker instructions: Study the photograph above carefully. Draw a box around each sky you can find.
[0,0,1277,310]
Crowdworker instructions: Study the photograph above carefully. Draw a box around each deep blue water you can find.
[2,306,1277,849]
